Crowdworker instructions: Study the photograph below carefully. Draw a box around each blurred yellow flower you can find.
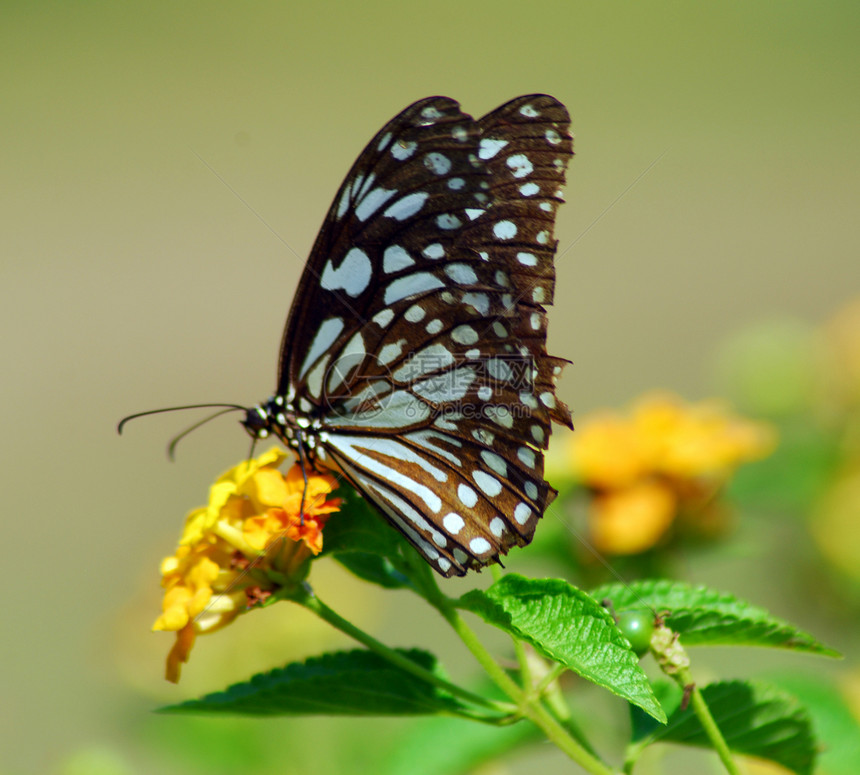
[153,448,341,682]
[820,296,860,417]
[565,394,775,555]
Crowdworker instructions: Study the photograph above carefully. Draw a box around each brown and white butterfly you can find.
[240,95,573,577]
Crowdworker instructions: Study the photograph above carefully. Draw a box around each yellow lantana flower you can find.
[153,448,341,682]
[565,394,774,555]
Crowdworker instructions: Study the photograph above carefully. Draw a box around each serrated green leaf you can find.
[593,579,837,655]
[159,649,477,718]
[629,679,681,743]
[459,574,665,722]
[769,673,860,775]
[631,680,817,775]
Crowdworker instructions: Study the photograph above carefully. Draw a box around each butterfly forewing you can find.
[274,95,573,576]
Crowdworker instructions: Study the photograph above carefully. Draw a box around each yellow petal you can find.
[590,483,676,555]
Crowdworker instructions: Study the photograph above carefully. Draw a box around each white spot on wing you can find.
[470,537,492,554]
[384,272,444,305]
[445,263,478,284]
[306,355,330,399]
[392,343,454,382]
[519,182,540,197]
[458,483,478,508]
[321,247,372,297]
[422,243,445,260]
[377,131,393,151]
[489,517,505,537]
[485,405,514,429]
[424,152,452,175]
[517,251,537,266]
[518,446,537,468]
[355,187,397,222]
[391,140,417,160]
[372,309,394,328]
[404,304,426,323]
[474,470,503,496]
[378,338,406,366]
[451,325,478,345]
[384,191,429,220]
[443,512,465,534]
[326,331,366,394]
[493,220,517,240]
[507,154,534,178]
[299,317,344,378]
[462,292,490,316]
[437,213,462,230]
[481,450,507,477]
[488,357,514,382]
[478,138,508,159]
[514,502,532,526]
[383,244,414,273]
[519,103,539,117]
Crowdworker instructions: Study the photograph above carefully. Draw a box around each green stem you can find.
[436,601,617,775]
[674,667,740,775]
[291,584,511,717]
[540,671,597,756]
[534,662,567,697]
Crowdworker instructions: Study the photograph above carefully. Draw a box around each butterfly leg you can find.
[294,428,310,525]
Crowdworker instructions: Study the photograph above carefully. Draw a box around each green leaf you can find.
[631,680,817,775]
[769,673,860,775]
[459,574,665,722]
[159,648,478,718]
[323,492,414,588]
[380,715,540,775]
[592,579,838,655]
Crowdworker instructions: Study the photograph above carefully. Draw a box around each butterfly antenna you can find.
[117,403,248,435]
[166,407,246,460]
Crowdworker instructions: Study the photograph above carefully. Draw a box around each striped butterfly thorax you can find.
[244,95,573,577]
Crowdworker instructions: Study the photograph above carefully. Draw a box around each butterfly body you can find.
[245,95,573,577]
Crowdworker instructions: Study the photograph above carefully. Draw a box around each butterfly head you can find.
[241,395,312,451]
[241,396,285,440]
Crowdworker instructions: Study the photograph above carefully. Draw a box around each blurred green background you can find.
[2,2,858,773]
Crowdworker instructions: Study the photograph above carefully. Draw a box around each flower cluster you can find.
[152,448,341,682]
[561,394,774,555]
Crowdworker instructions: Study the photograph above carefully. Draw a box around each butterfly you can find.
[238,94,574,577]
[125,95,574,577]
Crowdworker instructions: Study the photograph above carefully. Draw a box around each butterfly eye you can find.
[241,406,270,438]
